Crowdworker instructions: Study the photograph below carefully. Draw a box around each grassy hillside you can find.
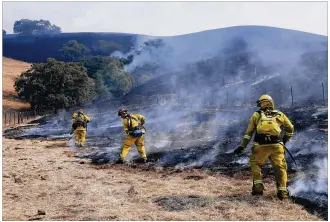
[2,57,31,111]
[3,32,138,63]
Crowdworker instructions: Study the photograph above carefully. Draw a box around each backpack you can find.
[127,116,143,137]
[256,110,282,137]
[72,112,87,129]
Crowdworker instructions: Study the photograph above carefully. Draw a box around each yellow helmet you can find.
[256,94,274,109]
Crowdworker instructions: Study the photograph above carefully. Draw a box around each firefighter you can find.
[117,108,147,163]
[70,109,90,147]
[234,94,294,200]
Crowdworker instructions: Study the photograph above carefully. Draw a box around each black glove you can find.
[234,146,244,155]
[282,135,291,145]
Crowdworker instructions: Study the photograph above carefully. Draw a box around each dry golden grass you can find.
[2,57,31,110]
[2,137,322,221]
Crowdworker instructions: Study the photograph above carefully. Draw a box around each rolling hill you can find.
[3,32,137,63]
[2,57,31,111]
[124,26,327,107]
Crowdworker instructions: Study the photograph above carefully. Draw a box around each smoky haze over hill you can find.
[123,26,327,107]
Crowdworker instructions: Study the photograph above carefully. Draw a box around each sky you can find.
[2,1,328,36]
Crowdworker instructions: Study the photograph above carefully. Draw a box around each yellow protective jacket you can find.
[72,112,90,131]
[239,110,294,148]
[122,114,146,135]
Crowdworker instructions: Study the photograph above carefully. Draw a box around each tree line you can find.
[14,53,135,112]
[7,18,139,112]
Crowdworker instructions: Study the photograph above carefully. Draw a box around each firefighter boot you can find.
[252,183,264,196]
[277,190,289,200]
[115,158,124,164]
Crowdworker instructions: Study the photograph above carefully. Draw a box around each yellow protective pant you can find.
[75,130,86,145]
[120,135,147,160]
[248,143,287,192]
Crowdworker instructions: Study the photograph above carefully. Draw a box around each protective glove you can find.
[282,135,291,145]
[234,146,245,155]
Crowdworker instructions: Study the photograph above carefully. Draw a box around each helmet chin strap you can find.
[260,106,273,111]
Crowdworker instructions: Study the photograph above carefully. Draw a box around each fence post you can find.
[291,86,294,107]
[211,92,214,107]
[226,91,229,106]
[322,82,325,105]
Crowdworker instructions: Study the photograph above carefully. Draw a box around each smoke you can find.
[288,157,328,195]
[122,26,326,107]
[111,50,125,58]
[284,125,328,198]
[12,26,327,155]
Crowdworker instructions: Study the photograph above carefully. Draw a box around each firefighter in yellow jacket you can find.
[117,108,147,163]
[70,109,90,147]
[234,95,294,200]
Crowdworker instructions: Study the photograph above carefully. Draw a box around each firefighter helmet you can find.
[256,94,274,109]
[118,108,128,116]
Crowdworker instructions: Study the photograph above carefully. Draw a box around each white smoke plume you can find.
[288,157,328,195]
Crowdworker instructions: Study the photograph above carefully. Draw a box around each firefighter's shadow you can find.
[153,194,274,212]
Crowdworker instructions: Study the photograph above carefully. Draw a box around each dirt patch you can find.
[154,195,212,211]
[184,175,205,180]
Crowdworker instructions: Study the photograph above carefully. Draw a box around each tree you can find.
[94,74,111,100]
[80,56,114,78]
[143,39,164,48]
[131,39,165,55]
[13,19,61,35]
[3,30,6,36]
[130,62,160,86]
[95,59,133,97]
[120,55,134,66]
[14,58,94,112]
[59,40,90,62]
[223,37,248,55]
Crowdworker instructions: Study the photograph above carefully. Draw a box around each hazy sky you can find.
[2,1,328,36]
